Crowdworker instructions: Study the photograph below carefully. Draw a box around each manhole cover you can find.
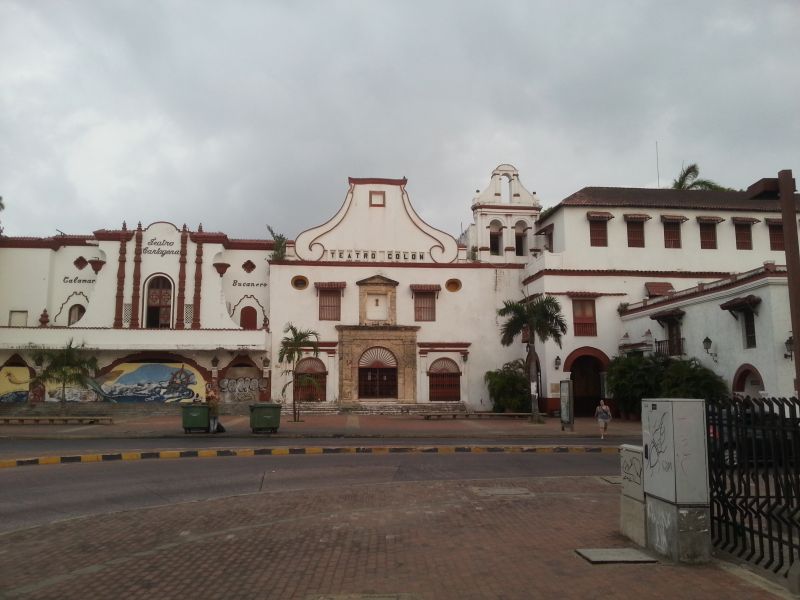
[575,548,658,564]
[469,487,535,498]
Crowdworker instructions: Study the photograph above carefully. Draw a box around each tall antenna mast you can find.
[656,141,661,188]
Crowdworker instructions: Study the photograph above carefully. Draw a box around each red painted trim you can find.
[621,270,787,316]
[418,342,471,348]
[189,232,228,244]
[523,268,729,286]
[97,352,211,382]
[112,235,128,328]
[547,291,627,298]
[213,262,230,276]
[348,177,407,186]
[732,363,763,393]
[192,241,203,329]
[226,239,274,250]
[175,230,188,330]
[271,260,525,270]
[563,346,611,373]
[470,204,539,212]
[129,227,143,329]
[0,236,96,249]
[93,230,135,242]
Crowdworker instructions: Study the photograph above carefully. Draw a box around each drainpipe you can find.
[779,170,800,395]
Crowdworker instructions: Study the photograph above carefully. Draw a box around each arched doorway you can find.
[428,358,461,402]
[145,276,172,329]
[564,347,610,417]
[294,357,327,402]
[358,347,397,399]
[732,364,764,398]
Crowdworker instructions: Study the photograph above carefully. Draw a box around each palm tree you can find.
[671,163,728,191]
[498,295,567,423]
[30,340,99,411]
[278,322,320,422]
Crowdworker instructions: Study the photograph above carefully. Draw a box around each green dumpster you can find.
[250,403,281,433]
[182,404,210,433]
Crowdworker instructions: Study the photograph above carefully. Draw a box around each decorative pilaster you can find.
[113,223,128,328]
[129,223,143,328]
[192,239,203,329]
[175,225,188,330]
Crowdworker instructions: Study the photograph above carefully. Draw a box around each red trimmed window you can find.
[319,290,341,321]
[627,221,645,247]
[699,223,717,249]
[589,220,608,247]
[769,224,784,251]
[663,222,681,248]
[414,292,436,321]
[735,223,752,250]
[743,310,756,349]
[572,299,597,336]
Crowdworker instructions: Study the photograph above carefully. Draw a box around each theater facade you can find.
[0,165,797,412]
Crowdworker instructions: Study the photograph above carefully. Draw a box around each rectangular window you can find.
[572,299,597,336]
[769,224,784,251]
[369,191,385,207]
[515,233,524,256]
[663,222,681,248]
[743,310,756,349]
[735,223,752,250]
[699,222,717,249]
[589,220,608,247]
[414,292,436,321]
[8,311,28,326]
[318,290,341,321]
[626,221,645,247]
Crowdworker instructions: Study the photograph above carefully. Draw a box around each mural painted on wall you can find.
[0,367,30,403]
[96,363,206,403]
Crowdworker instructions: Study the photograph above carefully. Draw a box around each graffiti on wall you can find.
[219,376,267,403]
[0,367,30,403]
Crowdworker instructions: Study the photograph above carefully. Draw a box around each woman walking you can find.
[595,399,612,439]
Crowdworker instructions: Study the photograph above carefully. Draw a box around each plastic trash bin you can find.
[182,404,210,433]
[250,403,281,433]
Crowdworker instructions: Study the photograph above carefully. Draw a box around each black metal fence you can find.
[707,396,800,580]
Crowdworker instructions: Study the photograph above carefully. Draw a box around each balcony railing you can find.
[655,338,685,356]
[573,322,597,336]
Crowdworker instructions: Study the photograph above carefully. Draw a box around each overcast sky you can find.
[1,1,798,240]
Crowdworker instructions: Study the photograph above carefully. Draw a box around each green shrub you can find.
[484,359,530,413]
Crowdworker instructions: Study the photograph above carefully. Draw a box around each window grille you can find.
[735,223,752,250]
[663,222,681,248]
[626,221,645,247]
[318,290,341,321]
[572,299,597,336]
[589,220,608,247]
[699,222,717,249]
[768,224,784,251]
[414,292,436,321]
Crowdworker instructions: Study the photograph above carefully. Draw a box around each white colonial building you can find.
[0,165,797,414]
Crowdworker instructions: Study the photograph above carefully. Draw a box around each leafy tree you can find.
[660,358,728,400]
[606,354,666,416]
[671,163,729,191]
[30,340,99,410]
[484,359,530,413]
[497,295,567,422]
[607,354,728,416]
[267,225,287,260]
[278,323,320,422]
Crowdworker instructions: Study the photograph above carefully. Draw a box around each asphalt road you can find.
[0,451,620,534]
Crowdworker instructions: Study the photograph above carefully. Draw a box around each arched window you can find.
[489,220,503,256]
[358,347,397,399]
[293,357,327,402]
[68,304,86,325]
[240,306,258,330]
[428,358,461,401]
[145,276,172,329]
[514,221,527,256]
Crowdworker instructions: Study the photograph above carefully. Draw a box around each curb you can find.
[0,445,620,469]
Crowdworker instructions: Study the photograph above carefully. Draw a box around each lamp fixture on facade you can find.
[554,356,562,370]
[702,337,718,362]
[211,355,220,368]
[785,335,794,360]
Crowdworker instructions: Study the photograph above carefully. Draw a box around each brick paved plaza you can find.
[0,470,780,600]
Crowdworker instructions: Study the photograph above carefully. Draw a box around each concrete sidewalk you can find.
[0,413,643,440]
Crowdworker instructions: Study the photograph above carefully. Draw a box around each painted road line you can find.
[1,445,622,468]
